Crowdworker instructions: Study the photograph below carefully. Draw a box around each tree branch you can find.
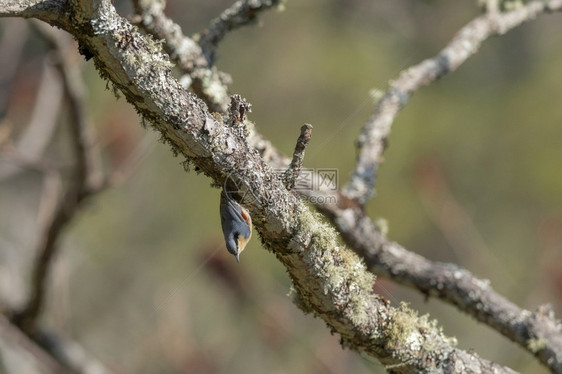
[0,0,68,26]
[284,123,312,190]
[0,314,66,373]
[132,0,282,113]
[0,313,113,374]
[313,195,562,373]
[0,1,522,371]
[257,122,562,371]
[344,0,562,204]
[196,0,282,64]
[125,1,562,370]
[2,1,560,371]
[13,22,104,334]
[250,93,562,373]
[131,0,231,112]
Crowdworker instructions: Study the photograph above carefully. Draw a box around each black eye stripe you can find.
[232,231,240,240]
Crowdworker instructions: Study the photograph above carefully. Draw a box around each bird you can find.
[220,188,252,262]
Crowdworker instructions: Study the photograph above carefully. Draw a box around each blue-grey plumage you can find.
[220,189,252,262]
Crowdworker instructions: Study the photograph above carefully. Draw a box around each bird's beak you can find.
[235,253,240,263]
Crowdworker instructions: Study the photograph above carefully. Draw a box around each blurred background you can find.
[1,0,561,373]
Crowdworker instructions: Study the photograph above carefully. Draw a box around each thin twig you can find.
[197,0,282,64]
[344,0,562,204]
[228,93,252,124]
[284,123,312,190]
[131,0,206,72]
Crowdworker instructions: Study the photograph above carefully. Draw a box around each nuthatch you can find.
[220,188,252,262]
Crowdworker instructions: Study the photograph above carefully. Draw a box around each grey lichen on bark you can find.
[0,0,532,372]
[131,0,232,113]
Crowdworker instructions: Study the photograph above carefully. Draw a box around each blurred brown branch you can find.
[1,312,113,374]
[0,59,63,180]
[0,314,66,374]
[0,20,156,372]
[0,19,27,120]
[12,22,104,335]
[245,2,562,370]
[0,20,117,374]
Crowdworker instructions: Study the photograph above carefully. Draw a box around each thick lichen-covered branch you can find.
[132,0,282,113]
[344,0,562,204]
[131,0,231,112]
[0,1,521,371]
[128,12,561,361]
[311,194,562,373]
[123,7,561,364]
[259,123,562,372]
